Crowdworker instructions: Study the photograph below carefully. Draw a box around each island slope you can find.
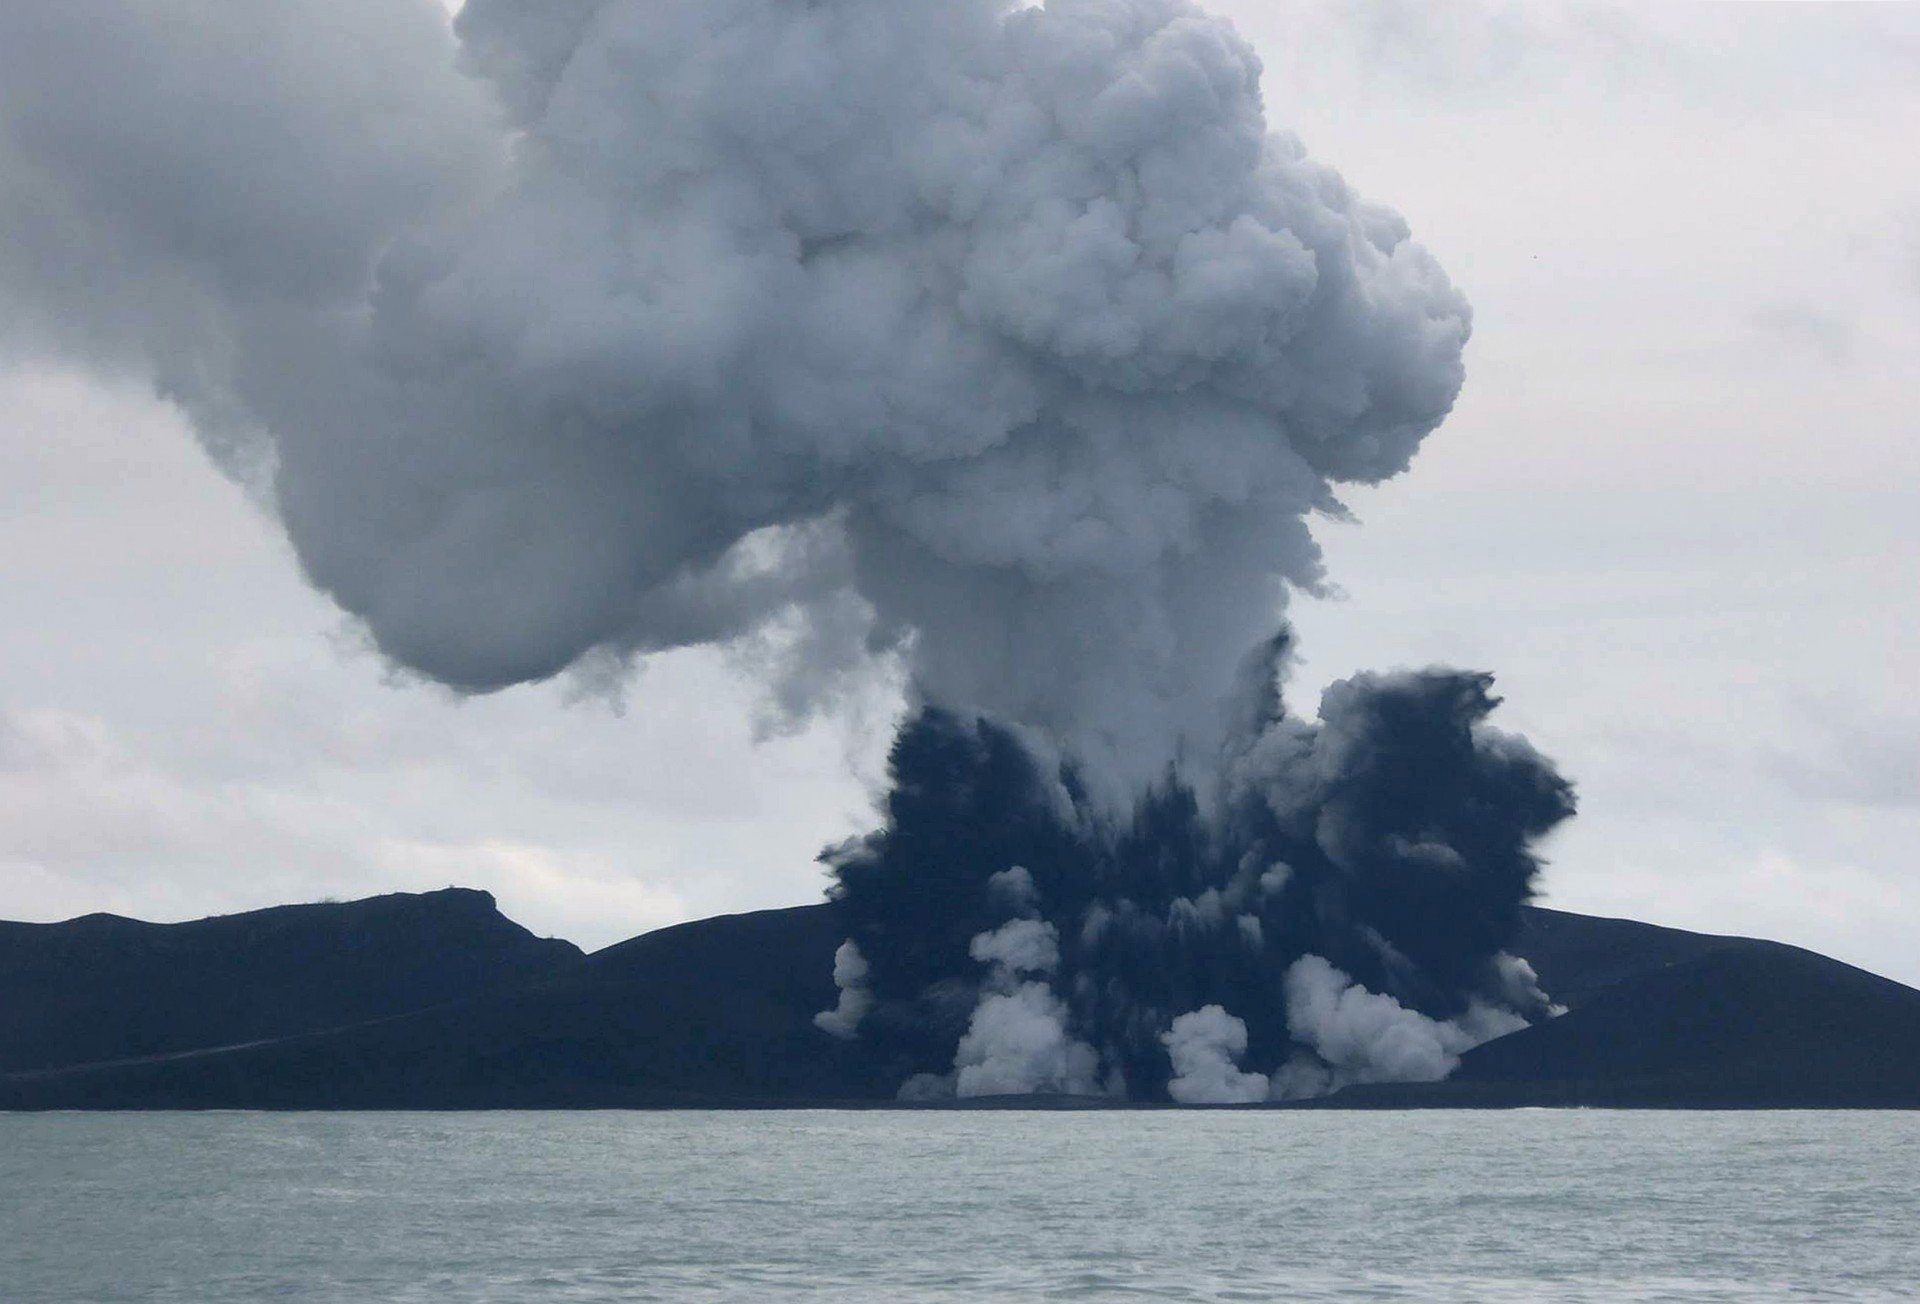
[3,891,1917,1109]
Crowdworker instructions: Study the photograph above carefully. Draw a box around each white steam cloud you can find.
[1157,962,1532,1104]
[0,0,1468,789]
[903,916,1107,1099]
[812,938,873,1041]
[953,983,1105,1098]
[1272,954,1528,1098]
[1163,1004,1269,1104]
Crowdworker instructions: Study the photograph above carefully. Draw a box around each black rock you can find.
[0,902,887,1109]
[0,888,581,1073]
[4,892,1917,1109]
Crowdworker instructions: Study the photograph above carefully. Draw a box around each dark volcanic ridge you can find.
[2,890,1916,1110]
[0,888,580,1076]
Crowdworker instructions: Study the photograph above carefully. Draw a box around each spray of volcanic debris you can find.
[820,638,1572,1100]
[0,0,1572,1098]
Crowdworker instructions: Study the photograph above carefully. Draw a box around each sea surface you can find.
[4,1110,1918,1302]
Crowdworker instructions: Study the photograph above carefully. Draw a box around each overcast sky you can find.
[3,1,1916,984]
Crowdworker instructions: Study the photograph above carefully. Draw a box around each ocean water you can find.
[4,1110,1917,1302]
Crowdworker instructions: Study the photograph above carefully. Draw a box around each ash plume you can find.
[0,0,1466,786]
[0,0,1571,1100]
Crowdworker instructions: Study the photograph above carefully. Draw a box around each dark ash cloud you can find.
[821,640,1573,1101]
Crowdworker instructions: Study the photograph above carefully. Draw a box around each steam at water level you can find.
[0,0,1571,1099]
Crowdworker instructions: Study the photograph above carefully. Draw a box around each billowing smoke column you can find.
[0,0,1468,784]
[819,638,1573,1101]
[0,0,1572,1099]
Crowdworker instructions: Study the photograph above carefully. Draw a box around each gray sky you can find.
[3,1,1916,984]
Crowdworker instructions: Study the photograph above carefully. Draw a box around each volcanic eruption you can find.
[0,0,1573,1100]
